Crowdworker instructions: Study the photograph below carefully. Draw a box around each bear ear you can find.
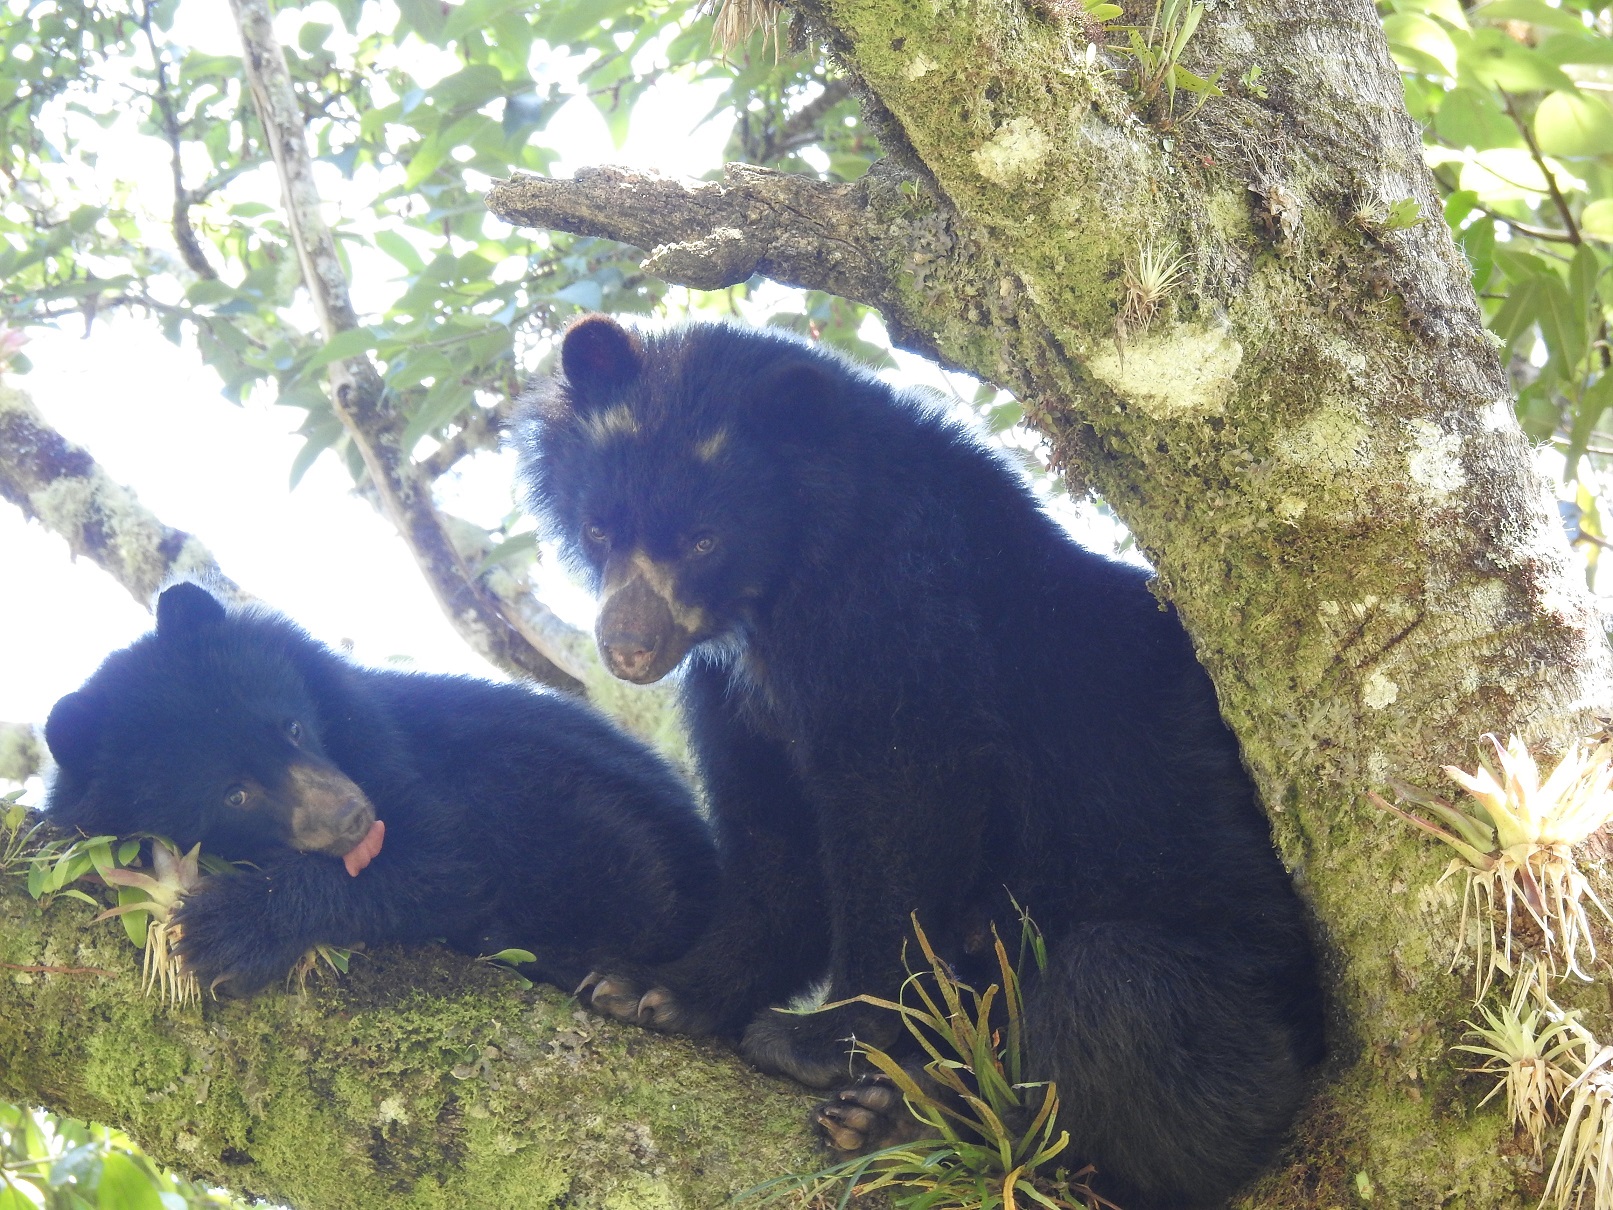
[560,314,642,405]
[155,582,227,639]
[44,691,103,772]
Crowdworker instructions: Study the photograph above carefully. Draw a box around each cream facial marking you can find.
[581,404,639,444]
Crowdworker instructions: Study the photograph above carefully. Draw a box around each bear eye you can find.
[584,523,608,545]
[691,534,717,556]
[225,786,250,809]
[285,720,303,743]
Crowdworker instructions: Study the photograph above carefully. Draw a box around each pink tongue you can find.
[342,820,385,877]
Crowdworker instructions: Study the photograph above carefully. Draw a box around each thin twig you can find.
[1499,88,1582,245]
[0,963,118,977]
[137,0,217,280]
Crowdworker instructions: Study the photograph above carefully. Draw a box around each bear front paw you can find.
[171,875,301,997]
[741,1004,897,1089]
[576,971,714,1034]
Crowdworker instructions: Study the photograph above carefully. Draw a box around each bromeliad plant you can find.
[1452,960,1585,1159]
[738,912,1118,1210]
[1369,734,1613,999]
[78,836,206,1009]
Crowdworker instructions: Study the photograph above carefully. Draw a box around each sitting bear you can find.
[43,582,717,996]
[518,315,1325,1209]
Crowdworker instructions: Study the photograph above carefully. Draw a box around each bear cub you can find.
[44,583,716,995]
[519,316,1325,1210]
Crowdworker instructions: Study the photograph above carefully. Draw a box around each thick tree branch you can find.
[486,161,968,367]
[0,875,820,1208]
[230,0,584,694]
[0,385,233,607]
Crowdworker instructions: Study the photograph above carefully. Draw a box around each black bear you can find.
[518,316,1325,1210]
[43,582,717,996]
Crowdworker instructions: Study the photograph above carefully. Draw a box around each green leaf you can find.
[1470,0,1588,33]
[483,948,538,964]
[1459,29,1576,91]
[305,327,381,371]
[473,531,538,575]
[95,1152,165,1210]
[1383,13,1458,77]
[395,0,446,40]
[1535,91,1613,158]
[550,280,603,311]
[1584,199,1613,242]
[1566,371,1613,473]
[1537,272,1589,375]
[1434,87,1520,151]
[375,229,425,274]
[1490,272,1543,347]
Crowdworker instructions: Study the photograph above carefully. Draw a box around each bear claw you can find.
[814,1075,918,1154]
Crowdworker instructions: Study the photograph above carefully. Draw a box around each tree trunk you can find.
[484,0,1613,1203]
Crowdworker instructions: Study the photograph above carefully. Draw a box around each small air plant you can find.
[703,0,784,58]
[94,838,205,1009]
[1368,734,1613,999]
[1544,1042,1613,1209]
[738,912,1119,1210]
[1118,242,1187,337]
[1451,961,1584,1158]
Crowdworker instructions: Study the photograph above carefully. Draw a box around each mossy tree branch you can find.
[492,1,1613,1204]
[0,876,820,1209]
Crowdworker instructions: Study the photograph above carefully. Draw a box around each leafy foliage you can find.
[740,914,1117,1210]
[1384,0,1613,576]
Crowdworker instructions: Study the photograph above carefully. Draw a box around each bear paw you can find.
[741,1005,895,1089]
[815,1074,928,1154]
[171,875,301,997]
[576,971,710,1033]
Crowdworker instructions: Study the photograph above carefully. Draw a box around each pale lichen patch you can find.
[1364,670,1400,709]
[972,117,1051,186]
[1273,401,1371,475]
[906,53,938,80]
[1405,419,1465,504]
[1086,323,1243,420]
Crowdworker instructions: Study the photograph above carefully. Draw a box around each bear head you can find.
[519,315,858,684]
[43,583,377,861]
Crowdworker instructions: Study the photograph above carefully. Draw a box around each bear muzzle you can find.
[596,556,702,684]
[285,761,378,856]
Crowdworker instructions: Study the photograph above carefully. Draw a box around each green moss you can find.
[0,882,822,1208]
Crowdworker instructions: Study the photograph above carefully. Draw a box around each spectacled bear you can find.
[518,316,1325,1210]
[43,582,717,996]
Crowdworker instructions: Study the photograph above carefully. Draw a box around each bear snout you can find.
[285,761,377,855]
[596,574,695,683]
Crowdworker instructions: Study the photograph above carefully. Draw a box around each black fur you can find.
[519,318,1325,1210]
[43,583,717,996]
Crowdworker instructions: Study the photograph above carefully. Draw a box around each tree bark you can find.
[0,877,819,1208]
[487,0,1613,1203]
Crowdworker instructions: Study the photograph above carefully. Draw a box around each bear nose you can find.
[602,634,660,680]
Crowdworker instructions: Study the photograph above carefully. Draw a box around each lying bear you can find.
[519,315,1325,1210]
[44,582,716,995]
